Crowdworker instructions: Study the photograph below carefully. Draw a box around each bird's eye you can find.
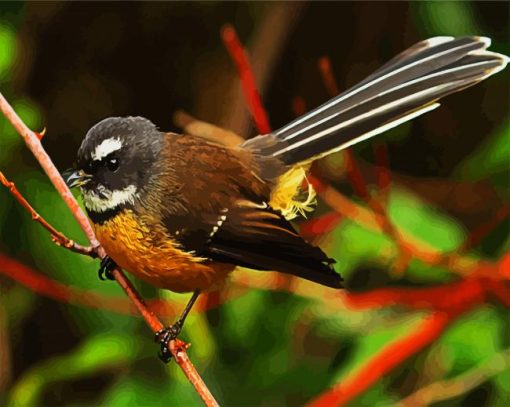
[106,157,119,172]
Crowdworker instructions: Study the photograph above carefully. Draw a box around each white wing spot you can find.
[208,211,229,240]
[92,137,123,161]
[209,225,219,238]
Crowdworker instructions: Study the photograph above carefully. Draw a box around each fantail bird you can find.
[66,36,507,361]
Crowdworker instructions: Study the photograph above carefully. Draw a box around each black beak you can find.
[63,168,88,188]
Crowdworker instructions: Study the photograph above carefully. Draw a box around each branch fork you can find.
[0,92,218,406]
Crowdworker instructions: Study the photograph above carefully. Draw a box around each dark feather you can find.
[156,136,342,289]
[202,202,343,289]
[242,36,507,169]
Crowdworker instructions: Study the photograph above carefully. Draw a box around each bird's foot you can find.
[154,322,183,363]
[98,256,117,281]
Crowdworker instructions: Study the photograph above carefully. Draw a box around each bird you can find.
[66,36,508,361]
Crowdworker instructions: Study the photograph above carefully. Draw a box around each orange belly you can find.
[93,210,233,293]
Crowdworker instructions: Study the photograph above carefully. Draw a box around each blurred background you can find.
[0,2,509,406]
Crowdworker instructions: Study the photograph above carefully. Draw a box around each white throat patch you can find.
[92,137,122,161]
[82,184,138,213]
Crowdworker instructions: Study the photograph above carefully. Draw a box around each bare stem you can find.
[398,347,510,406]
[0,170,96,257]
[0,91,218,406]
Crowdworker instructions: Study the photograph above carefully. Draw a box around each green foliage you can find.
[413,1,479,36]
[439,307,503,376]
[0,2,509,406]
[323,186,465,284]
[388,188,465,252]
[0,22,16,82]
[330,312,425,384]
[455,121,510,185]
[7,334,140,407]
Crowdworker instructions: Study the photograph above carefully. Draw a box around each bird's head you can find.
[66,116,164,217]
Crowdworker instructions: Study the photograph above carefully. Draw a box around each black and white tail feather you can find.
[225,36,507,289]
[244,36,508,167]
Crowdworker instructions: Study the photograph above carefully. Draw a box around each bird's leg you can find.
[155,289,201,363]
[98,256,117,281]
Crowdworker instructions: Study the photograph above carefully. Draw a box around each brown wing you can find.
[152,132,270,251]
[153,133,342,288]
[203,199,343,289]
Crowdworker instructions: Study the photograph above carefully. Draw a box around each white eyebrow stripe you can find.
[92,137,122,161]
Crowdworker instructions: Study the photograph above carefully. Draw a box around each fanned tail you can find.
[243,36,508,167]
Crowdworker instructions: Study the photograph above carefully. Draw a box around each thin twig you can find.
[399,347,510,407]
[221,24,272,135]
[453,204,510,255]
[307,309,465,407]
[0,94,97,245]
[0,171,96,257]
[310,177,495,277]
[0,92,218,406]
[173,110,244,147]
[344,277,486,311]
[317,57,339,95]
[317,56,408,273]
[0,253,258,320]
[368,197,413,276]
[171,340,220,407]
[222,24,296,290]
[373,142,391,206]
[317,56,368,201]
[292,96,307,117]
[218,3,303,136]
[0,253,170,316]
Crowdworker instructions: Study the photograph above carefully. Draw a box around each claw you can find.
[154,323,182,363]
[98,256,116,281]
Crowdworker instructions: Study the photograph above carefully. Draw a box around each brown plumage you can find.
[93,132,338,292]
[68,36,507,294]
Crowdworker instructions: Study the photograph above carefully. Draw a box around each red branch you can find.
[0,94,98,246]
[343,149,369,200]
[300,51,510,406]
[457,204,510,254]
[499,252,510,280]
[0,253,175,316]
[292,96,307,117]
[221,23,298,290]
[0,92,218,406]
[345,278,487,311]
[317,56,368,200]
[312,270,510,406]
[307,309,462,407]
[0,171,95,257]
[299,212,342,237]
[318,57,339,95]
[0,252,260,322]
[3,21,509,406]
[171,339,219,407]
[485,279,510,308]
[221,24,272,134]
[373,142,391,204]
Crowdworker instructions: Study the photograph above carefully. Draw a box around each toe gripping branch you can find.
[153,290,201,362]
[98,256,117,281]
[154,322,183,363]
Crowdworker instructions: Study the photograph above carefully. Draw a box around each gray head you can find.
[67,116,164,219]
